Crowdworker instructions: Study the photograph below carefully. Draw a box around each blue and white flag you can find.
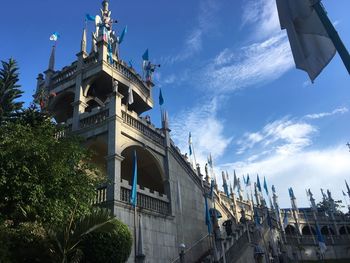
[49,32,60,41]
[263,177,269,195]
[130,150,138,207]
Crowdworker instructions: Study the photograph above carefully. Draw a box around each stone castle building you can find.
[34,1,350,262]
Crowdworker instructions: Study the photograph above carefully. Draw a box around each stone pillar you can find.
[106,84,123,206]
[97,38,109,63]
[72,73,87,131]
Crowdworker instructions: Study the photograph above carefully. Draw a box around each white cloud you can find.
[237,117,317,155]
[204,33,293,93]
[170,98,232,166]
[304,107,348,120]
[224,145,350,209]
[241,0,281,38]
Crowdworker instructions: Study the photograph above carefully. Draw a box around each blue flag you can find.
[107,42,113,64]
[257,174,262,192]
[316,225,327,253]
[130,150,138,207]
[209,179,214,199]
[159,88,164,106]
[223,181,229,198]
[85,14,96,21]
[246,174,251,186]
[205,196,212,234]
[253,208,262,229]
[188,132,192,156]
[119,26,127,44]
[263,177,269,195]
[288,187,295,199]
[142,49,149,61]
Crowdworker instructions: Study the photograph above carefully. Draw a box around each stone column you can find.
[72,73,87,131]
[106,82,124,207]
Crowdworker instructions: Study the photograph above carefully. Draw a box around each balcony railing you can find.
[51,64,77,85]
[80,109,109,129]
[120,186,170,215]
[93,185,107,205]
[110,59,150,96]
[121,111,165,146]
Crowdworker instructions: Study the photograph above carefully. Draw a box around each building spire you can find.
[48,45,55,71]
[81,28,87,53]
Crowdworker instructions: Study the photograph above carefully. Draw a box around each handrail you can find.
[170,234,211,263]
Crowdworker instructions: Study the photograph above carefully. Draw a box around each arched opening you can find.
[121,146,164,194]
[339,226,350,235]
[285,225,297,235]
[321,226,335,235]
[50,91,74,123]
[85,135,108,179]
[86,73,113,111]
[302,225,316,235]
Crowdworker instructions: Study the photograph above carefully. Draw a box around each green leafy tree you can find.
[49,208,119,263]
[0,59,23,122]
[0,107,102,227]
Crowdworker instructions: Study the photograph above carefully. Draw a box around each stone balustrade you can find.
[121,110,165,146]
[93,185,107,205]
[80,108,109,129]
[55,123,72,139]
[119,179,170,215]
[169,142,202,186]
[83,53,98,67]
[110,59,150,96]
[51,64,77,85]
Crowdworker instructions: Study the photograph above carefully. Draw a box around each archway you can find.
[339,226,350,235]
[321,226,335,235]
[49,91,74,123]
[285,225,297,235]
[121,146,164,194]
[85,135,108,179]
[302,225,316,235]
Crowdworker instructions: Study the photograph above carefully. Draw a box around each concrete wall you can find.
[113,138,208,262]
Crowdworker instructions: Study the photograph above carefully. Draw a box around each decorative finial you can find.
[81,28,87,53]
[48,45,56,71]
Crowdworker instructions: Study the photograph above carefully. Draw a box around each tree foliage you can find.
[81,218,132,263]
[0,59,23,122]
[49,208,119,263]
[0,107,102,227]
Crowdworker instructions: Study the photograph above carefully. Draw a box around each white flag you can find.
[276,0,336,81]
[128,86,134,105]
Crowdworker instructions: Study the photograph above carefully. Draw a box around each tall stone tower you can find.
[34,1,210,262]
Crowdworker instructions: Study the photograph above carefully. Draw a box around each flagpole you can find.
[312,0,350,74]
[134,205,138,262]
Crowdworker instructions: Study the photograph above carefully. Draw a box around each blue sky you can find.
[1,0,350,209]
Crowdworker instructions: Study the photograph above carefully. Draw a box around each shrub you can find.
[81,218,132,263]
